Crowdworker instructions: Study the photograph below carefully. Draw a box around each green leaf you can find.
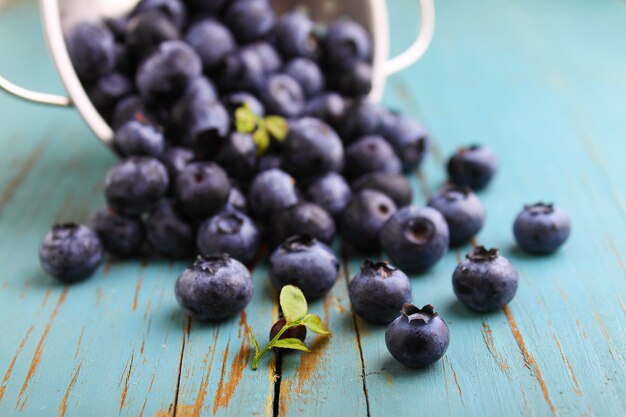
[253,128,271,155]
[235,104,257,133]
[279,285,308,323]
[264,116,289,141]
[249,326,260,356]
[301,314,331,335]
[273,338,310,352]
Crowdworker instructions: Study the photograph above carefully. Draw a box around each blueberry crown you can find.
[402,303,438,324]
[524,202,554,215]
[467,246,499,262]
[52,223,79,238]
[361,260,397,278]
[459,144,482,154]
[194,253,231,272]
[282,234,316,252]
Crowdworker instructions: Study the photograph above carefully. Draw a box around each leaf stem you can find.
[251,319,301,370]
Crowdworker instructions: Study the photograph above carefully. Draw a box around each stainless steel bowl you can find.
[0,0,434,149]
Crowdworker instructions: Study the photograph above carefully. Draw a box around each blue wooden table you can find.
[1,0,625,416]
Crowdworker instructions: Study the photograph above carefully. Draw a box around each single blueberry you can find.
[344,135,402,179]
[269,235,339,300]
[351,172,413,208]
[159,146,195,184]
[272,202,336,246]
[88,72,133,117]
[340,98,387,143]
[380,206,449,273]
[66,23,117,83]
[303,92,346,130]
[377,112,429,172]
[225,186,248,213]
[305,172,352,218]
[175,254,253,321]
[281,118,344,179]
[145,201,195,258]
[114,120,165,157]
[513,203,571,254]
[269,317,307,342]
[341,190,397,253]
[385,304,450,368]
[427,185,485,246]
[39,223,103,283]
[248,169,299,220]
[223,0,276,43]
[132,0,188,30]
[257,73,305,118]
[197,211,260,264]
[175,162,231,219]
[125,10,179,56]
[104,157,169,216]
[215,132,258,181]
[329,60,372,97]
[215,47,267,93]
[185,19,236,72]
[447,145,499,190]
[452,246,519,312]
[349,260,412,324]
[323,20,372,67]
[285,58,325,98]
[248,42,283,74]
[89,208,145,257]
[257,153,283,173]
[111,95,152,131]
[274,11,319,59]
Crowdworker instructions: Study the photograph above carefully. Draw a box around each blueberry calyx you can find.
[459,144,482,154]
[524,202,554,215]
[401,303,438,324]
[282,234,316,252]
[404,218,435,245]
[466,246,499,262]
[193,254,231,273]
[361,259,397,278]
[52,223,80,237]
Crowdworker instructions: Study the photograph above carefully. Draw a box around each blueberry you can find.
[66,23,117,83]
[272,202,336,246]
[268,235,339,300]
[39,223,103,283]
[305,172,352,218]
[340,98,387,143]
[215,132,257,181]
[385,304,449,368]
[330,60,372,97]
[349,260,412,324]
[185,19,236,72]
[175,162,231,219]
[351,172,413,208]
[104,157,169,216]
[132,0,187,30]
[145,201,195,258]
[269,317,306,342]
[274,11,318,59]
[282,118,344,179]
[224,0,276,43]
[88,72,133,117]
[257,73,304,118]
[111,95,152,130]
[216,47,266,93]
[257,153,283,172]
[380,206,449,273]
[104,16,129,42]
[344,135,402,179]
[114,120,165,157]
[377,113,429,172]
[136,41,202,103]
[175,254,253,321]
[452,246,519,312]
[222,92,265,118]
[159,146,195,183]
[341,190,397,253]
[513,203,571,254]
[248,42,283,73]
[427,185,485,246]
[285,58,324,97]
[126,10,179,56]
[197,211,260,264]
[303,92,346,129]
[323,20,372,67]
[225,186,248,213]
[447,145,498,190]
[248,169,299,220]
[183,100,231,153]
[89,208,145,257]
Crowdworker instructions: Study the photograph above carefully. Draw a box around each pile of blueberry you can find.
[37,0,571,369]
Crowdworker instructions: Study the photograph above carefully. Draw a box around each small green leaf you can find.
[264,116,289,141]
[235,104,257,133]
[249,326,260,356]
[273,338,310,352]
[280,285,308,323]
[301,314,331,335]
[253,128,271,155]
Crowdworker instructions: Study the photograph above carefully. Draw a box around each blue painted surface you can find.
[0,0,625,416]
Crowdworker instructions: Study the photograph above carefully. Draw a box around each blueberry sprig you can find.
[250,285,330,370]
[235,103,288,155]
